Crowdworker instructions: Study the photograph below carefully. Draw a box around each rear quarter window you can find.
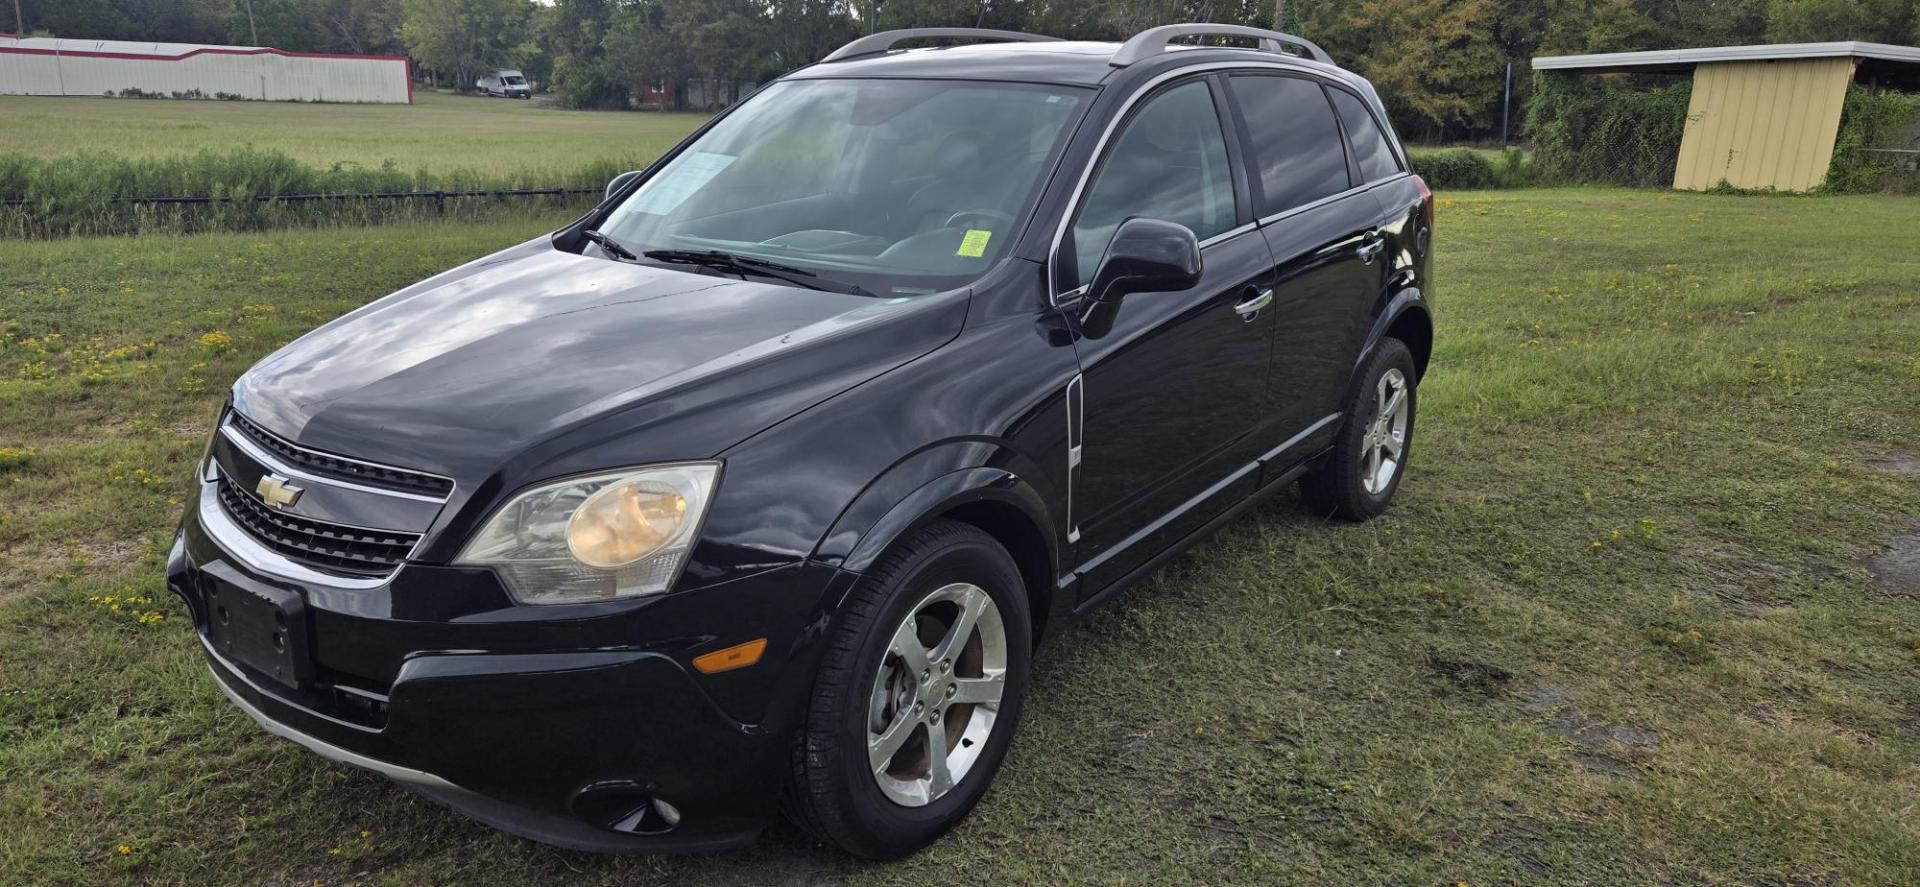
[1328,88,1402,183]
[1227,74,1350,217]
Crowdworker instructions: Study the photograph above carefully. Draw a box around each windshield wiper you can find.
[642,249,875,297]
[580,228,639,261]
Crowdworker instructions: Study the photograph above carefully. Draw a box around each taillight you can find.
[1412,174,1434,228]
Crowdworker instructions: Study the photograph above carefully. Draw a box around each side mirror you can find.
[605,170,644,202]
[1078,217,1203,339]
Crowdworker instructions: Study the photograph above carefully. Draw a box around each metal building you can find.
[1533,42,1920,191]
[0,34,411,104]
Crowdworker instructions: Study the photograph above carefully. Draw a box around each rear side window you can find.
[1069,80,1237,288]
[1328,88,1401,182]
[1228,74,1349,216]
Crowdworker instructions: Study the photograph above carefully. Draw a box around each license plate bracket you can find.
[202,573,312,689]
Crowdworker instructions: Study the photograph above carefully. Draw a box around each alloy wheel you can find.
[866,582,1007,807]
[1360,367,1409,495]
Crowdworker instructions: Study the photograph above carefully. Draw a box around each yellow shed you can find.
[1532,42,1920,192]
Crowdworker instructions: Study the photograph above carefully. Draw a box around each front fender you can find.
[816,442,1060,576]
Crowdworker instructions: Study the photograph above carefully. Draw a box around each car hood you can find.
[232,238,963,483]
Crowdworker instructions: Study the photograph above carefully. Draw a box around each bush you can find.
[0,147,649,238]
[1410,149,1497,189]
[1527,71,1692,187]
[1824,86,1920,194]
[1408,147,1533,190]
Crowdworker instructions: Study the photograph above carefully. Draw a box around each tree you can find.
[315,0,406,55]
[121,0,226,42]
[1767,0,1916,43]
[226,0,327,49]
[605,0,691,106]
[1301,0,1505,139]
[766,0,860,72]
[543,0,627,108]
[398,0,530,91]
[669,0,773,105]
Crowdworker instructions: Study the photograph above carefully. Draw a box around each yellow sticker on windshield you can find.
[958,229,992,258]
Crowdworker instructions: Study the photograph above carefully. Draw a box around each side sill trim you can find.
[209,665,459,790]
[1072,461,1311,617]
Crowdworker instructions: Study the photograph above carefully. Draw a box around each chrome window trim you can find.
[1200,222,1258,248]
[1251,171,1411,228]
[220,421,450,505]
[1048,60,1394,306]
[223,413,455,499]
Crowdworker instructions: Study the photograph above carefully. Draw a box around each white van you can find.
[476,69,531,99]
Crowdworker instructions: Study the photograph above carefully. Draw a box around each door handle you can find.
[1356,235,1387,265]
[1232,286,1273,321]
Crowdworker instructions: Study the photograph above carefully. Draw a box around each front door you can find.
[1059,76,1278,594]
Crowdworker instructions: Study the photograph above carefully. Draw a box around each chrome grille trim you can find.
[196,478,388,589]
[226,411,453,499]
[216,477,421,576]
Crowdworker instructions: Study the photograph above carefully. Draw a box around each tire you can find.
[785,519,1032,858]
[1300,337,1418,522]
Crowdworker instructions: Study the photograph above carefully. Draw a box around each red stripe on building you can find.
[0,44,410,64]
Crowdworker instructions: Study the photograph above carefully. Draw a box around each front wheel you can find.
[785,520,1031,858]
[1301,337,1417,521]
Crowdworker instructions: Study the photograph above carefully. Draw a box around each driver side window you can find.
[1070,80,1236,289]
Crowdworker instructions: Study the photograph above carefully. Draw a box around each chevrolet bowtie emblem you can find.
[255,473,304,509]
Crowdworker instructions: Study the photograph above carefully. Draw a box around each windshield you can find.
[599,78,1089,296]
[504,75,526,85]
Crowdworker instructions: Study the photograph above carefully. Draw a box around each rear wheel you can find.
[1301,337,1417,521]
[785,520,1031,858]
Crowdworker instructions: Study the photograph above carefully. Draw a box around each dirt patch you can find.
[1570,751,1639,779]
[1113,726,1154,760]
[1864,531,1920,597]
[1484,807,1554,875]
[1520,685,1577,714]
[73,539,146,569]
[1865,450,1920,474]
[1686,585,1783,618]
[1683,545,1804,615]
[1426,651,1513,695]
[1552,710,1660,751]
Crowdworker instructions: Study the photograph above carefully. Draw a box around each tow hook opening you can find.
[572,781,683,835]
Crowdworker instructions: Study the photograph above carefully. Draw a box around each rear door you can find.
[1327,84,1424,308]
[1225,72,1391,468]
[1059,76,1278,593]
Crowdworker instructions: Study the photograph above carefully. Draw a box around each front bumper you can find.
[169,476,852,853]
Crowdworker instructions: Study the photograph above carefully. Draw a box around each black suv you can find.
[168,24,1433,858]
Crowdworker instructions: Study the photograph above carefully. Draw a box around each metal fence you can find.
[0,186,602,207]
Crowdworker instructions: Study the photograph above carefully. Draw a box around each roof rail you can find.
[822,28,1063,63]
[1110,24,1332,67]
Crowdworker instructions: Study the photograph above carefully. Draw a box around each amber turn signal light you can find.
[693,638,767,674]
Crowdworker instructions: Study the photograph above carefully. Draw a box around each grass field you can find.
[0,91,707,175]
[2,189,1918,885]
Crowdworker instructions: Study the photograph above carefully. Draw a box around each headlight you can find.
[454,462,719,605]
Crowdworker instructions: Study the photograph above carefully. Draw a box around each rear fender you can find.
[1350,287,1430,394]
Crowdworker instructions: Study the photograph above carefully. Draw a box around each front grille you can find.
[217,477,421,575]
[228,411,453,498]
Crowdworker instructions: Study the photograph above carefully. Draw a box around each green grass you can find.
[0,91,707,176]
[2,189,1918,885]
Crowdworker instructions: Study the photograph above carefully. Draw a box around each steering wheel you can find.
[944,209,1015,230]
